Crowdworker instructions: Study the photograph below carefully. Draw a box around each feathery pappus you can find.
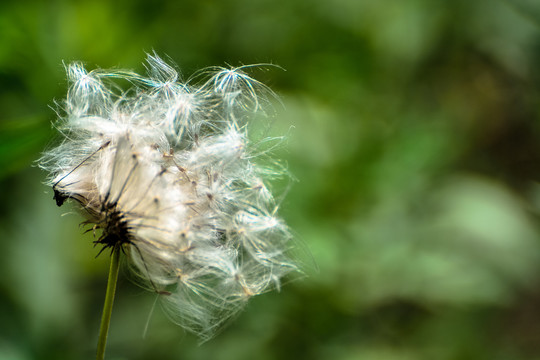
[39,54,300,340]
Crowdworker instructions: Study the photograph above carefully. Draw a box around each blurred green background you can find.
[2,0,540,359]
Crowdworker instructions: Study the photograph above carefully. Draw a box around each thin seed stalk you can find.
[96,246,121,360]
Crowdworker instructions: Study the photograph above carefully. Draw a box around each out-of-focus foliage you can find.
[2,0,540,359]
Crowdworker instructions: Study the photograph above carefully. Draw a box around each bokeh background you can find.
[2,0,540,359]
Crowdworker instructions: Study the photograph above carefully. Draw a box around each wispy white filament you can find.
[40,54,299,340]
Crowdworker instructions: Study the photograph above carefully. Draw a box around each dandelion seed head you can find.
[39,54,300,340]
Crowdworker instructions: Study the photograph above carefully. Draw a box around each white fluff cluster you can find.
[39,54,298,340]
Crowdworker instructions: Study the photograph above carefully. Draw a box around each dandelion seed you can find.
[39,54,301,347]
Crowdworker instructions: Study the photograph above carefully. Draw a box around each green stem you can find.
[96,247,121,360]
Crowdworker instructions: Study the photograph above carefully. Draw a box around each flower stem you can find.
[96,246,121,360]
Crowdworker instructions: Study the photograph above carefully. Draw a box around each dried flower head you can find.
[40,54,299,340]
